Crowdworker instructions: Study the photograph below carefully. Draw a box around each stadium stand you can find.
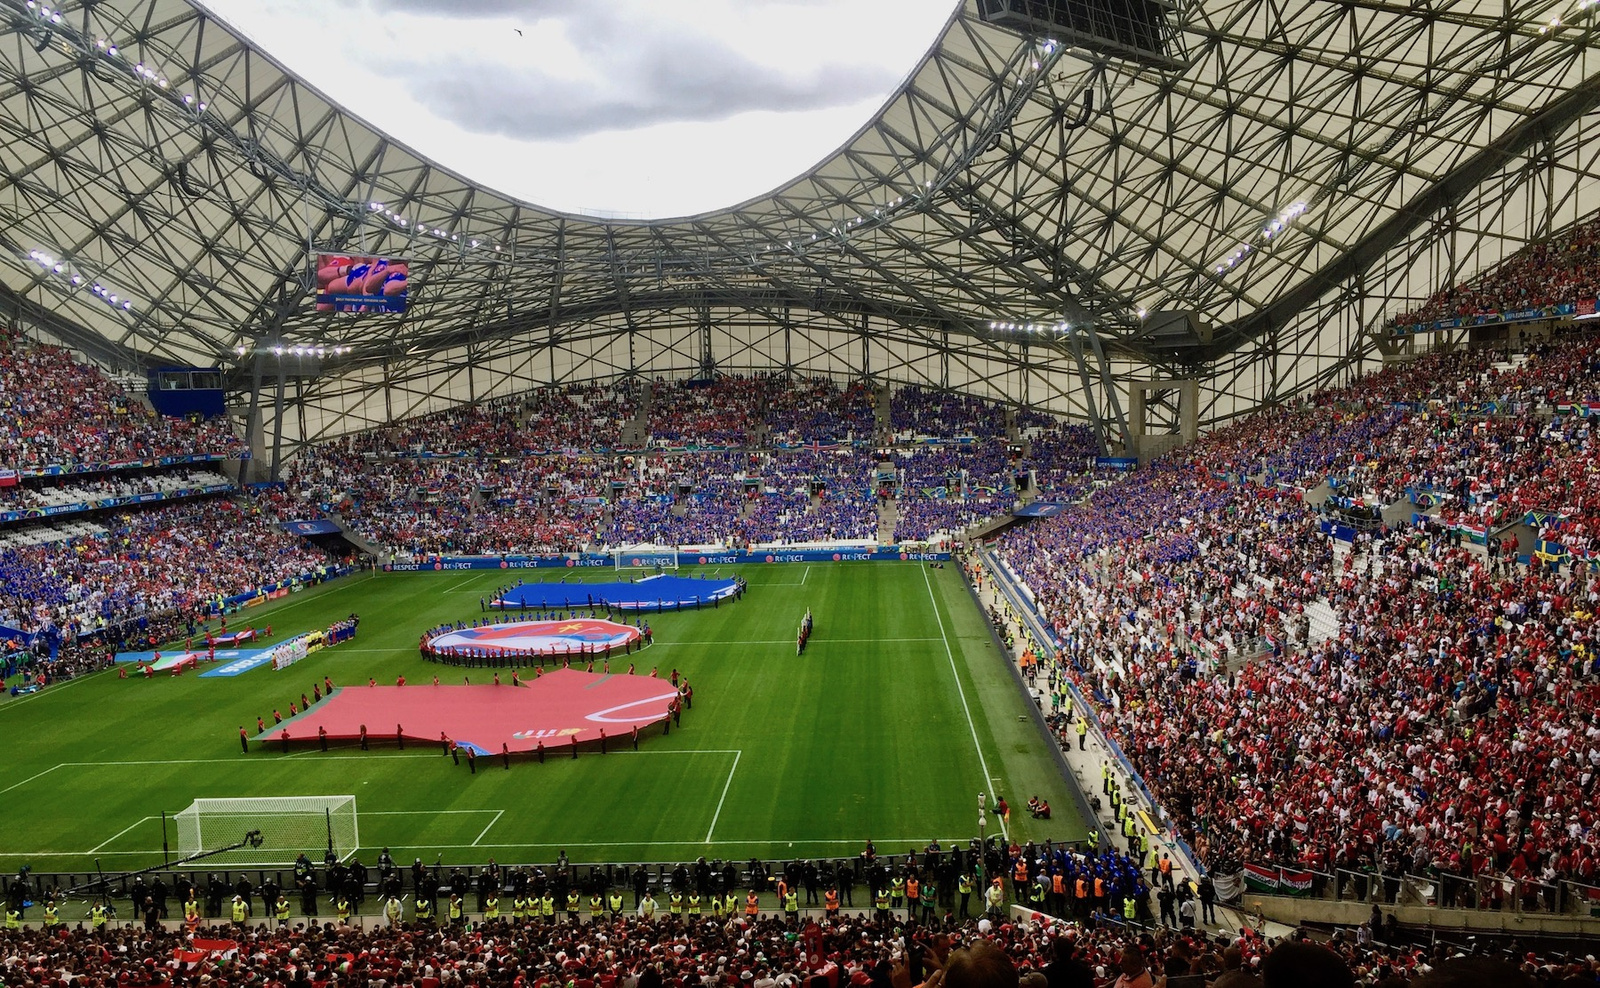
[0,329,242,470]
[279,380,1071,556]
[989,326,1600,907]
[0,332,344,674]
[1396,212,1600,326]
[0,885,1577,986]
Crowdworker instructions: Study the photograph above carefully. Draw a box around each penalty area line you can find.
[90,816,155,854]
[473,810,505,846]
[0,763,64,797]
[704,750,742,843]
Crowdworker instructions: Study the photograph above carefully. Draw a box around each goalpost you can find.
[174,796,358,866]
[612,545,679,572]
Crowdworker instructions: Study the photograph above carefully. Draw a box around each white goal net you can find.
[612,546,679,571]
[174,796,358,866]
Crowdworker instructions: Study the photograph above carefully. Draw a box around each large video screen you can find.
[315,255,409,313]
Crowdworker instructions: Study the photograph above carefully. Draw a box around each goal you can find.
[612,546,679,571]
[174,796,358,866]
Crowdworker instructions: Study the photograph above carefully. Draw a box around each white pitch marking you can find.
[362,810,504,816]
[704,750,743,843]
[0,763,64,796]
[472,810,505,846]
[921,565,1007,841]
[90,816,156,854]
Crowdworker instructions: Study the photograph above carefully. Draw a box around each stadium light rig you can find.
[234,344,353,358]
[27,249,136,313]
[987,320,1075,337]
[1213,200,1309,277]
[366,202,500,252]
[27,1,213,115]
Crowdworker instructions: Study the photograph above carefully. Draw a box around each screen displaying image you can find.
[315,254,408,313]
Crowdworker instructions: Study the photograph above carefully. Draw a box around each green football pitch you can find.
[0,562,1083,874]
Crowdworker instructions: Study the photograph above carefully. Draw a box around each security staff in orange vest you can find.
[1050,871,1066,916]
[1013,859,1029,902]
[1094,875,1108,915]
[905,875,920,914]
[745,891,760,919]
[824,887,840,918]
[1074,876,1089,918]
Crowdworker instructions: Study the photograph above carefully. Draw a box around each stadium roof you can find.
[4,0,1600,444]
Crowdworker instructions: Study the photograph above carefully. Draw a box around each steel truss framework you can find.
[3,0,1600,451]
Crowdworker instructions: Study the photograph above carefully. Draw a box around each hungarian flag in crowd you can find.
[1453,523,1489,544]
[1278,870,1314,896]
[1243,863,1279,893]
[174,938,238,970]
[0,469,17,488]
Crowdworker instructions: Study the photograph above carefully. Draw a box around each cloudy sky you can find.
[203,0,959,218]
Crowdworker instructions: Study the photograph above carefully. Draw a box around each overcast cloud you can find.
[202,0,956,215]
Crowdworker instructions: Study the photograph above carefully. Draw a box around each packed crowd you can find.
[282,378,1104,555]
[0,330,241,471]
[0,883,1577,988]
[992,327,1600,899]
[344,385,639,456]
[1395,211,1600,326]
[0,497,328,645]
[765,377,878,444]
[647,378,763,447]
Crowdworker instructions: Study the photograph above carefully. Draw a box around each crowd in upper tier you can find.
[280,378,1100,556]
[0,330,241,471]
[1396,211,1600,326]
[993,328,1600,897]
